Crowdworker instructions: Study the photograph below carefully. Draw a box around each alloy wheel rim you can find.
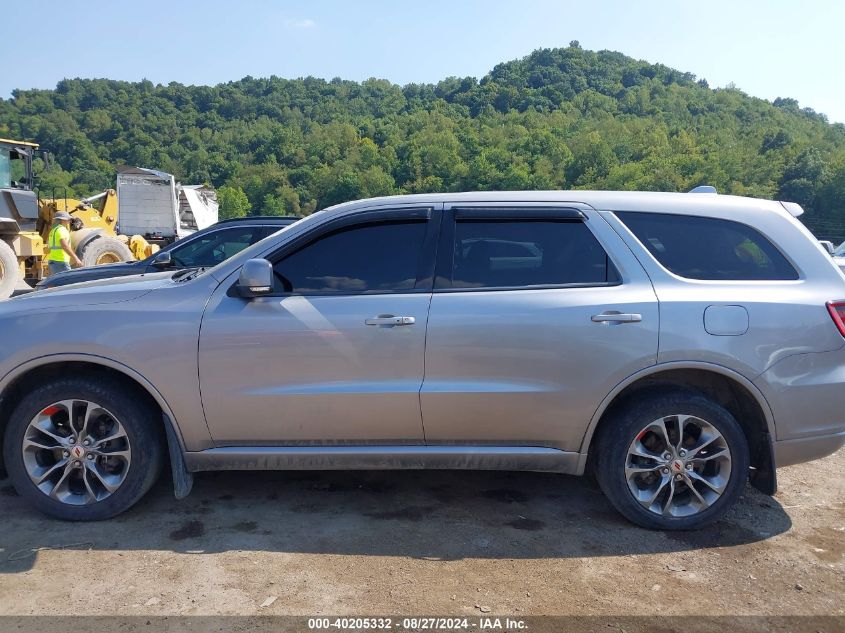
[625,414,732,518]
[22,400,131,505]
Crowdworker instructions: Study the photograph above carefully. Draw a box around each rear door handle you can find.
[365,315,416,326]
[591,312,642,323]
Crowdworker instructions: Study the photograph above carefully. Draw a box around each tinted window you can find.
[275,220,427,294]
[617,212,798,281]
[0,148,10,189]
[170,227,265,267]
[450,220,619,289]
[258,226,286,240]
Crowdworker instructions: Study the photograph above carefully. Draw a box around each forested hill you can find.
[2,43,845,240]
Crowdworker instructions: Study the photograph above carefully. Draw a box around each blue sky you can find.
[4,0,843,122]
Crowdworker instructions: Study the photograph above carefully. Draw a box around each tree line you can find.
[2,42,844,241]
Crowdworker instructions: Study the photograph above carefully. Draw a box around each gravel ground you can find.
[0,448,842,618]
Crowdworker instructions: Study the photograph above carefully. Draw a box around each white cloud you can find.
[284,18,316,29]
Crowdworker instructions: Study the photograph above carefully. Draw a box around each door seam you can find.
[418,204,444,444]
[418,291,434,444]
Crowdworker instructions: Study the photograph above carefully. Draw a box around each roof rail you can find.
[217,215,300,223]
[688,185,717,194]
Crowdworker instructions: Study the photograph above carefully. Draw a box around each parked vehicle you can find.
[1,190,843,529]
[834,241,845,274]
[35,216,299,290]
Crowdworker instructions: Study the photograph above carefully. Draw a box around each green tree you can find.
[2,44,844,241]
[778,148,830,208]
[262,187,301,216]
[217,185,251,219]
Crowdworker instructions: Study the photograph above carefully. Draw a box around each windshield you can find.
[169,225,267,267]
[835,241,845,257]
[201,214,315,278]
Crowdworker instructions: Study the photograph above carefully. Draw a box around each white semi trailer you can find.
[116,166,218,245]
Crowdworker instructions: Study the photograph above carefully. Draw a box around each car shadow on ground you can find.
[0,469,791,573]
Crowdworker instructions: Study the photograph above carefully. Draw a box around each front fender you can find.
[0,352,189,452]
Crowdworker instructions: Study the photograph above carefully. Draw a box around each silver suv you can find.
[1,191,843,530]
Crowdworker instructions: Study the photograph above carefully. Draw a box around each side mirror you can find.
[151,251,172,268]
[237,259,274,298]
[819,240,835,256]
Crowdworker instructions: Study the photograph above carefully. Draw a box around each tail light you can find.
[827,301,845,338]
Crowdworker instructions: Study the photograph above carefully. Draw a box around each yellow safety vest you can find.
[48,225,71,263]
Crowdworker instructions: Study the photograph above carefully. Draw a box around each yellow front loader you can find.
[0,138,156,298]
[38,190,157,267]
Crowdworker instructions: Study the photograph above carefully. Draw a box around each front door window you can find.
[273,220,428,294]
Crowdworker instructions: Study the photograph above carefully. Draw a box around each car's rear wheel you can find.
[594,390,749,530]
[3,376,164,520]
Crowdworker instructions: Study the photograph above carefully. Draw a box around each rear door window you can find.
[447,218,619,289]
[616,212,799,281]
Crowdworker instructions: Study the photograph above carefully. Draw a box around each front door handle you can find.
[591,312,642,323]
[365,315,416,326]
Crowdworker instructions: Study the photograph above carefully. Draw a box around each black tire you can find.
[0,239,18,299]
[3,376,164,520]
[79,236,133,267]
[594,389,749,530]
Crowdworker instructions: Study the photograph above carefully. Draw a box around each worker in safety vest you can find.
[47,211,83,275]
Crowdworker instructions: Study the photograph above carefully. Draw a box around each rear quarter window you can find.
[616,212,799,281]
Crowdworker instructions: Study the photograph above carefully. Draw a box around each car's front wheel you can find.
[3,376,164,520]
[594,390,750,530]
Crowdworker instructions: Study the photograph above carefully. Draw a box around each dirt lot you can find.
[0,448,842,618]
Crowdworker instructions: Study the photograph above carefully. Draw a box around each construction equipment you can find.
[1,138,46,297]
[38,189,156,266]
[0,139,158,298]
